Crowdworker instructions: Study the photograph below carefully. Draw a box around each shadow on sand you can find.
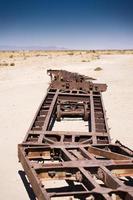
[18,170,36,200]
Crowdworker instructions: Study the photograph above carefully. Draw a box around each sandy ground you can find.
[0,53,133,199]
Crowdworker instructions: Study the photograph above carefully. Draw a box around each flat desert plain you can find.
[0,51,133,199]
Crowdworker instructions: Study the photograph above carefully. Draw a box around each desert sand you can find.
[0,51,133,199]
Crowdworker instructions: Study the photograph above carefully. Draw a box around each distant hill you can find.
[0,45,68,51]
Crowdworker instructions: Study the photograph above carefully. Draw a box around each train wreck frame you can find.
[18,70,133,200]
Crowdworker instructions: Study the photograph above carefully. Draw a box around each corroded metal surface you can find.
[18,70,133,200]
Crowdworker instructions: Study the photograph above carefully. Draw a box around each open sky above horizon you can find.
[0,0,133,50]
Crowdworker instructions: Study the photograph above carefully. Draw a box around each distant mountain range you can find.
[0,45,132,51]
[0,45,68,51]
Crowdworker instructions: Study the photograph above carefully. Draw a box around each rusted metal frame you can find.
[58,91,97,97]
[43,134,91,145]
[45,130,109,136]
[49,192,111,199]
[21,142,132,159]
[94,92,111,143]
[48,90,90,96]
[28,93,49,131]
[48,81,107,92]
[42,134,109,145]
[48,191,91,199]
[18,146,133,199]
[42,90,59,130]
[57,102,87,118]
[79,167,102,191]
[87,146,132,160]
[94,94,105,132]
[100,92,111,141]
[23,91,57,142]
[83,166,133,195]
[79,146,97,160]
[96,167,133,195]
[56,93,90,121]
[32,93,57,131]
[126,192,133,199]
[20,143,133,167]
[97,166,123,189]
[35,167,97,195]
[42,133,87,146]
[90,91,97,145]
[19,70,133,200]
[47,69,95,81]
[59,159,113,168]
[28,160,133,175]
[18,143,133,196]
[58,94,91,102]
[23,92,49,143]
[90,143,133,159]
[36,157,133,169]
[115,140,133,157]
[18,145,50,200]
[69,149,85,160]
[38,90,59,143]
[22,144,133,169]
[23,92,109,145]
[35,166,101,194]
[22,145,133,172]
[111,167,133,177]
[60,147,78,161]
[92,143,132,149]
[47,70,107,92]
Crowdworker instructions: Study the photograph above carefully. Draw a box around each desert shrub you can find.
[82,59,90,62]
[10,63,15,66]
[68,52,74,56]
[94,67,102,71]
[0,62,8,66]
[9,55,14,58]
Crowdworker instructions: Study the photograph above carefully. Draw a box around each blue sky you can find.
[0,0,133,49]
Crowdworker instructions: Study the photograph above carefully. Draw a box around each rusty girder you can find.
[18,70,133,200]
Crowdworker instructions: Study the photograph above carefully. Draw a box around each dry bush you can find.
[10,63,15,66]
[82,59,90,62]
[68,52,74,56]
[94,67,103,71]
[0,62,9,66]
[0,61,15,67]
[9,55,14,58]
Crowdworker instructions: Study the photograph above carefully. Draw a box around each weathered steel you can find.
[18,70,133,200]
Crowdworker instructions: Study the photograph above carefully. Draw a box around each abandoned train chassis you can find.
[18,70,133,200]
